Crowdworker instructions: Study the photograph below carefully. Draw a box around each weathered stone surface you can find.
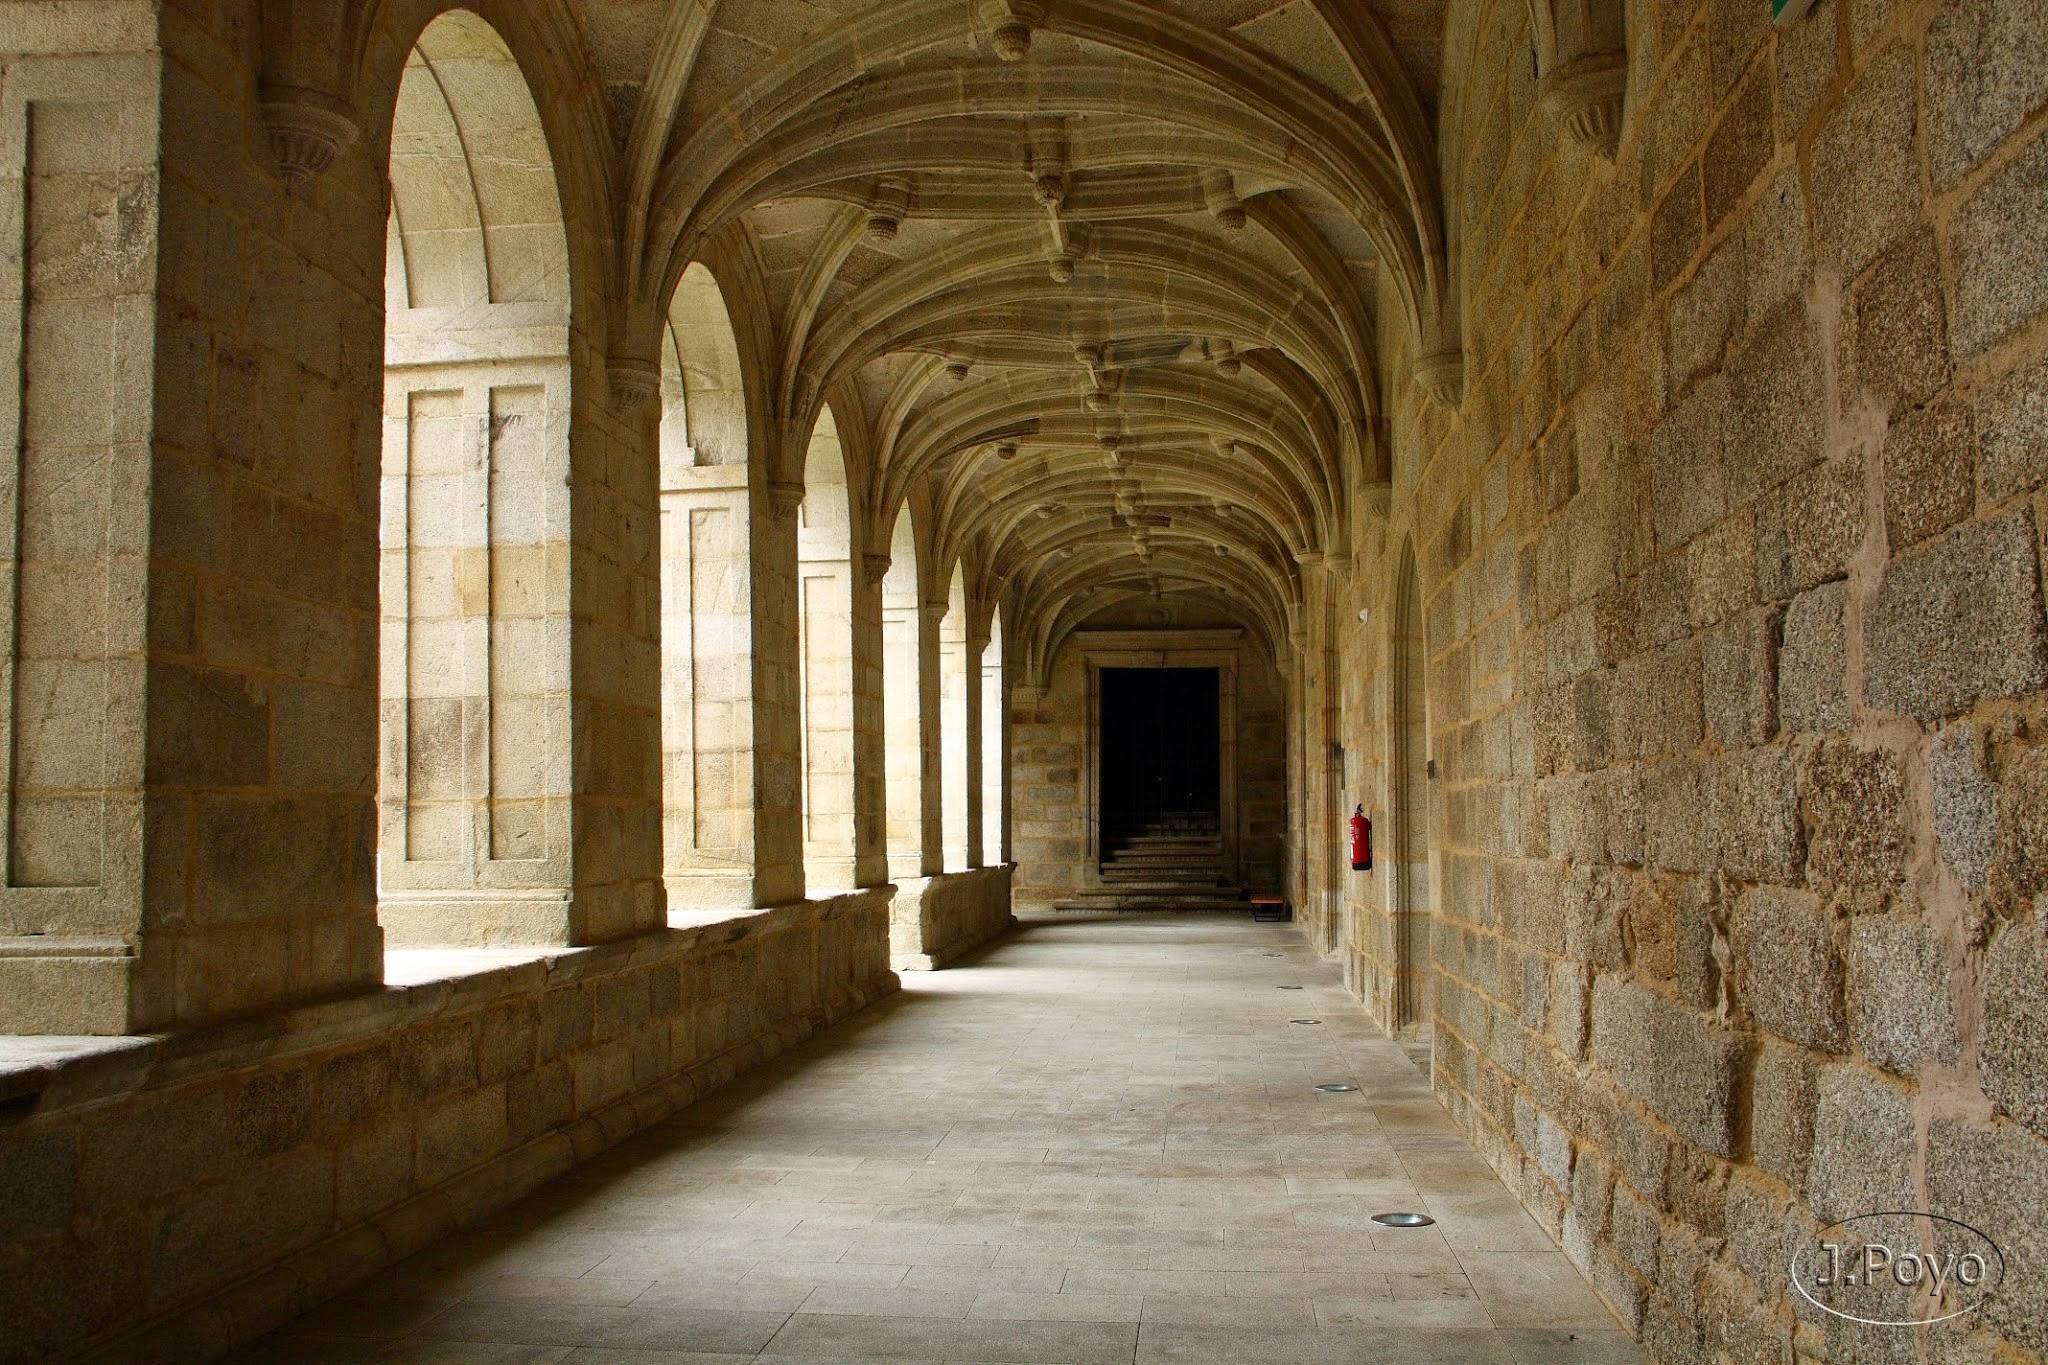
[1882,402,1975,552]
[1750,1040,1818,1188]
[1739,887,1844,1049]
[1927,1117,2048,1355]
[1975,354,2048,503]
[1807,1064,1916,1224]
[1701,607,1779,749]
[1980,919,2048,1140]
[1949,131,2048,362]
[1846,915,1961,1075]
[1926,0,2048,185]
[1852,231,1950,413]
[1756,458,1861,601]
[1591,975,1743,1155]
[1809,45,1920,278]
[1804,742,1908,909]
[1865,509,2048,724]
[1930,724,1999,891]
[1778,583,1848,734]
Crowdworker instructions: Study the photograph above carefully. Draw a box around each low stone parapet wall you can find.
[0,893,897,1364]
[888,866,1016,970]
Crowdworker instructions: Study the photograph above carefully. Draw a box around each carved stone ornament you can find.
[1539,50,1629,158]
[260,84,361,188]
[607,357,661,412]
[860,551,893,586]
[767,480,805,518]
[1413,350,1465,409]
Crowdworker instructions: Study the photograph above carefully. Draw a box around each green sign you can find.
[1773,0,1819,23]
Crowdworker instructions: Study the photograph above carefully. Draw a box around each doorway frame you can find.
[1073,630,1242,891]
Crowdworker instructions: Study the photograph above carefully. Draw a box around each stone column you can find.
[850,551,890,888]
[747,469,806,907]
[917,598,946,876]
[963,621,989,869]
[981,631,1008,864]
[0,31,384,1031]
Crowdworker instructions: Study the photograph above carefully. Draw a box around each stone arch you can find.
[660,262,757,911]
[376,8,575,947]
[1389,536,1433,1040]
[799,405,857,893]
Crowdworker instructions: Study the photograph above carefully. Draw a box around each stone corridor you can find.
[234,913,1639,1365]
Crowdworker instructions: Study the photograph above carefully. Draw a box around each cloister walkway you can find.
[238,914,1642,1364]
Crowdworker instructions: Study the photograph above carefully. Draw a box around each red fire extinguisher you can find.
[1350,805,1372,871]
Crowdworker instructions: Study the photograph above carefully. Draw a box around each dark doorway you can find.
[1099,667,1221,848]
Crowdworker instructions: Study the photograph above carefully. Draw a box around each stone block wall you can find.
[0,893,896,1364]
[889,865,1016,970]
[1326,0,2048,1360]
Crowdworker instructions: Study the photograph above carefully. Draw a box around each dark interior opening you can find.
[1099,667,1221,848]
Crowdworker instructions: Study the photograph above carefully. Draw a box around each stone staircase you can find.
[1056,812,1243,911]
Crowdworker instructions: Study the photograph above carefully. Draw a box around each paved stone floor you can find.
[241,913,1642,1364]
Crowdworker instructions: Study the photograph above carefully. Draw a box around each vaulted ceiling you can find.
[310,0,1464,671]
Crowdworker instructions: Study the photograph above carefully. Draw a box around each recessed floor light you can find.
[1314,1083,1358,1093]
[1371,1211,1435,1227]
[1260,952,1284,957]
[1290,1018,1322,1025]
[1276,985,1304,991]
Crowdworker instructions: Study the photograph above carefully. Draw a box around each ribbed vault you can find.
[324,0,1455,674]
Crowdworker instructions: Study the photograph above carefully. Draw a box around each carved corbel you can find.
[608,357,661,413]
[767,480,805,519]
[1540,52,1629,157]
[982,0,1048,60]
[1413,351,1464,409]
[1201,169,1247,231]
[866,175,913,243]
[860,551,893,586]
[1529,0,1630,158]
[1359,481,1393,524]
[260,83,360,188]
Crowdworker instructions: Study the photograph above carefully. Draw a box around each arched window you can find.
[881,509,923,879]
[378,11,572,947]
[658,263,753,914]
[798,408,856,893]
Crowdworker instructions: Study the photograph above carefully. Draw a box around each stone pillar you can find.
[963,621,989,869]
[851,552,890,888]
[747,471,806,907]
[917,599,946,877]
[0,27,383,1032]
[980,631,1007,864]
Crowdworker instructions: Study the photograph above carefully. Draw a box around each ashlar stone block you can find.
[1738,886,1845,1050]
[1846,914,1961,1076]
[1865,508,2048,724]
[1980,918,2048,1140]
